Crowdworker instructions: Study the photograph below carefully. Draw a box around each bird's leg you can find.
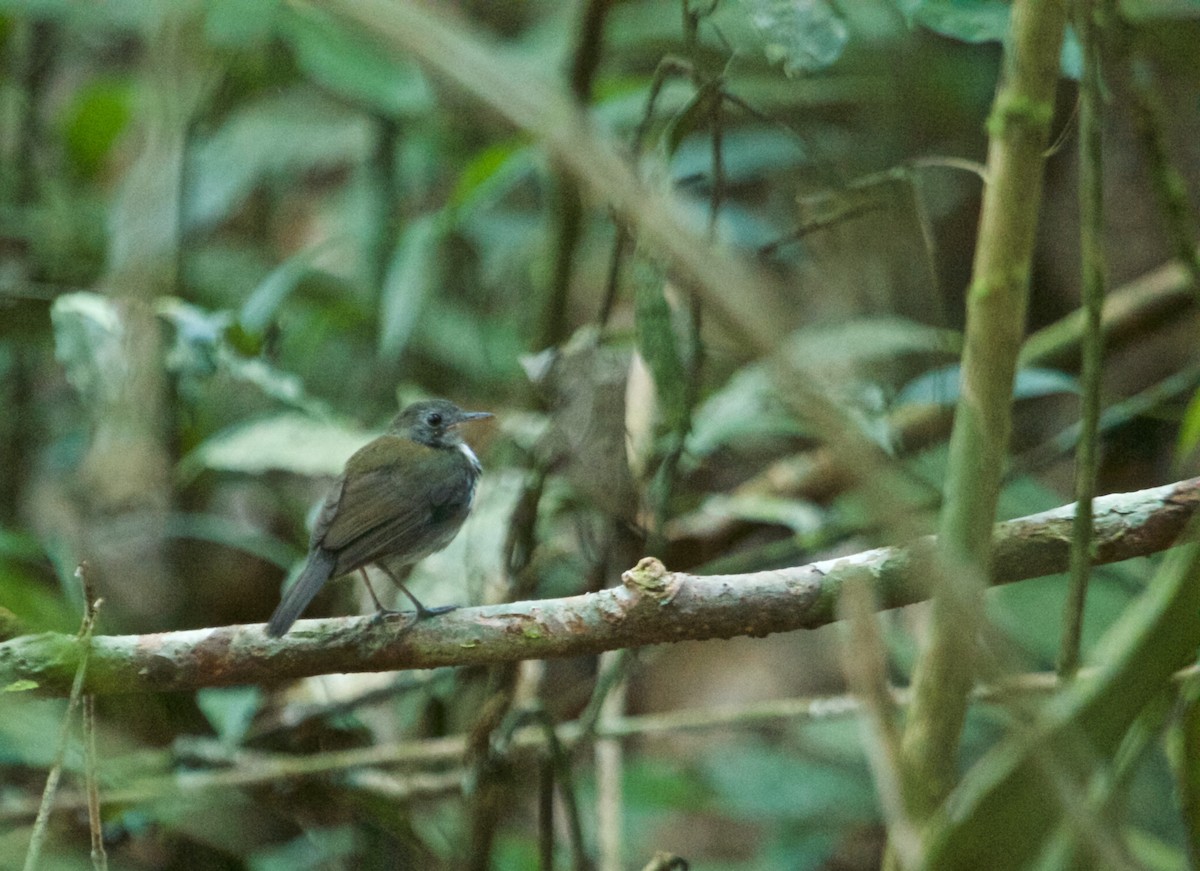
[378,564,457,620]
[360,568,405,623]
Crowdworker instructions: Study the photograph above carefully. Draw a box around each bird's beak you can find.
[456,411,493,425]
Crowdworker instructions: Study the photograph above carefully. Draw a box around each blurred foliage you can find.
[1,0,1199,868]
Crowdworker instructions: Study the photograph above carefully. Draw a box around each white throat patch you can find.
[459,441,482,474]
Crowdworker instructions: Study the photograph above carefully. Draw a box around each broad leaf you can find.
[184,413,372,478]
[379,214,445,358]
[734,0,850,75]
[277,5,433,118]
[196,686,262,746]
[898,365,1078,407]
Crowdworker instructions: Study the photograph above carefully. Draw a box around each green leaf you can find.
[449,141,534,217]
[1127,827,1191,871]
[3,680,38,693]
[0,527,49,564]
[658,159,792,245]
[922,539,1200,869]
[898,365,1078,407]
[379,214,445,358]
[60,77,134,180]
[1177,387,1200,462]
[0,545,76,633]
[183,413,373,478]
[987,569,1140,665]
[634,279,688,432]
[906,0,1082,79]
[162,513,300,570]
[411,300,525,385]
[699,493,824,534]
[196,686,262,745]
[254,826,357,871]
[663,79,722,160]
[688,364,809,457]
[204,0,280,48]
[787,317,962,372]
[220,349,330,417]
[897,365,961,406]
[705,738,877,824]
[592,76,694,132]
[185,91,371,231]
[908,0,1012,44]
[622,757,709,810]
[239,245,328,338]
[277,5,433,118]
[157,297,230,377]
[1011,368,1081,400]
[0,0,165,30]
[734,0,850,75]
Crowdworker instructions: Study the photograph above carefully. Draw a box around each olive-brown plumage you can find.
[266,400,490,637]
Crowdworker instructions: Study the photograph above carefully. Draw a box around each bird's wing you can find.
[316,437,473,571]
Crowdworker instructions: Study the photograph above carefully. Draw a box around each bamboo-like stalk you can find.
[896,0,1070,838]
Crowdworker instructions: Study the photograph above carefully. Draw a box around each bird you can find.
[265,399,491,637]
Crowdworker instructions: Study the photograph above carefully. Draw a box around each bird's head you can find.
[391,399,492,448]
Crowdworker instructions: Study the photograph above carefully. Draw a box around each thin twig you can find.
[13,664,1194,826]
[503,707,592,871]
[538,759,554,871]
[23,565,101,871]
[84,693,106,871]
[594,652,626,871]
[838,572,920,867]
[79,565,107,871]
[1058,0,1107,678]
[538,0,614,349]
[597,55,691,330]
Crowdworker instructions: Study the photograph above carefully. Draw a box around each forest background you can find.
[2,0,1200,869]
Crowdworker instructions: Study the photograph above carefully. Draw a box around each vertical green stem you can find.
[1058,0,1106,678]
[597,57,690,330]
[537,0,612,350]
[367,116,401,293]
[895,0,1069,842]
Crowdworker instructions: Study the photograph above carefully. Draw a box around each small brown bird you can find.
[266,399,491,637]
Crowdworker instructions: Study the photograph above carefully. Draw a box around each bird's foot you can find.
[368,604,457,628]
[369,608,408,627]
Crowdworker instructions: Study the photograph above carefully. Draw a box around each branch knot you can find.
[621,557,680,605]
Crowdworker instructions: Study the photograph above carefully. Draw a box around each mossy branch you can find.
[1,478,1196,697]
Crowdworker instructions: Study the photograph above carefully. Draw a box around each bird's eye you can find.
[427,412,443,427]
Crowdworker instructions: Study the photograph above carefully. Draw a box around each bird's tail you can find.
[266,548,337,637]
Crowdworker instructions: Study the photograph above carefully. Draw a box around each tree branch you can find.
[2,478,1197,696]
